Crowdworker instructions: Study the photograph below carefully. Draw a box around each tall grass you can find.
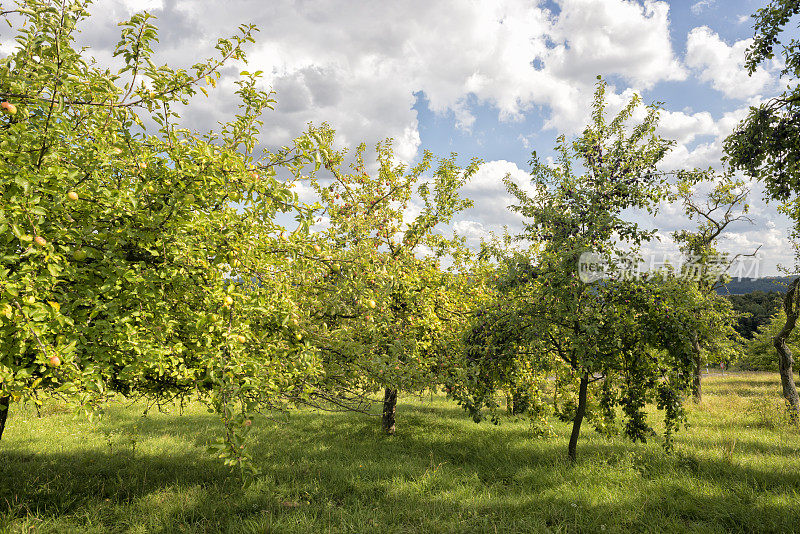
[1,372,799,533]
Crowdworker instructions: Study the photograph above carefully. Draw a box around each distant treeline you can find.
[716,276,795,295]
[726,290,783,340]
[715,277,794,342]
[715,278,798,371]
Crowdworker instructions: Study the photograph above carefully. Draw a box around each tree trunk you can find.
[692,331,702,404]
[0,396,9,442]
[567,372,589,462]
[382,388,397,435]
[774,279,800,418]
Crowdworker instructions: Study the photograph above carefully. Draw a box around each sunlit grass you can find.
[1,372,799,533]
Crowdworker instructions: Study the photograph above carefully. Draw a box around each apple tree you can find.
[672,172,751,402]
[455,80,706,460]
[444,240,556,433]
[302,136,481,434]
[0,0,329,472]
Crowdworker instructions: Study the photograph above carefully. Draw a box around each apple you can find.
[48,355,61,367]
[185,194,195,204]
[366,299,377,309]
[313,243,321,254]
[67,191,79,201]
[365,315,374,323]
[244,419,252,427]
[237,335,246,343]
[1,102,17,115]
[110,147,123,155]
[73,249,87,261]
[34,236,47,247]
[331,263,341,273]
[295,333,303,341]
[224,295,234,307]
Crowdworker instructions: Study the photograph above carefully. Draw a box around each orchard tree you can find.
[0,1,329,472]
[773,277,800,416]
[304,136,481,434]
[672,172,752,402]
[462,80,705,461]
[724,0,800,415]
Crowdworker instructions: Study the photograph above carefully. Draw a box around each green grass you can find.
[2,373,800,533]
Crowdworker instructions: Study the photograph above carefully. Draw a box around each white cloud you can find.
[658,105,751,170]
[659,109,717,145]
[547,0,686,88]
[464,159,530,195]
[63,0,691,157]
[123,0,163,12]
[9,0,788,272]
[452,220,491,247]
[685,26,778,99]
[441,159,534,249]
[690,0,716,16]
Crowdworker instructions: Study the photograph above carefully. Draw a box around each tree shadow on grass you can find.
[2,399,800,533]
[0,449,231,522]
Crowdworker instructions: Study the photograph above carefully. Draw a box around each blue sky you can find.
[2,0,791,274]
[414,0,768,162]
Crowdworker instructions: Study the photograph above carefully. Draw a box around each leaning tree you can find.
[724,0,800,416]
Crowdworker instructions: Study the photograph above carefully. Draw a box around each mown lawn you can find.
[1,372,799,533]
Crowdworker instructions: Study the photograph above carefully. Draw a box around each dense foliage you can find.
[300,137,482,433]
[0,1,760,476]
[738,308,800,370]
[0,1,332,473]
[728,290,783,339]
[448,81,721,460]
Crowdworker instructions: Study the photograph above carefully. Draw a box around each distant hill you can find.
[716,276,797,295]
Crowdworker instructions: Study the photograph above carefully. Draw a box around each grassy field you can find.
[1,372,800,533]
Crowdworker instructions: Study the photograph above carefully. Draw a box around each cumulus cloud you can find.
[547,0,686,88]
[54,0,692,157]
[124,0,163,11]
[685,26,778,99]
[5,0,789,272]
[690,0,716,16]
[657,106,751,170]
[459,160,531,227]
